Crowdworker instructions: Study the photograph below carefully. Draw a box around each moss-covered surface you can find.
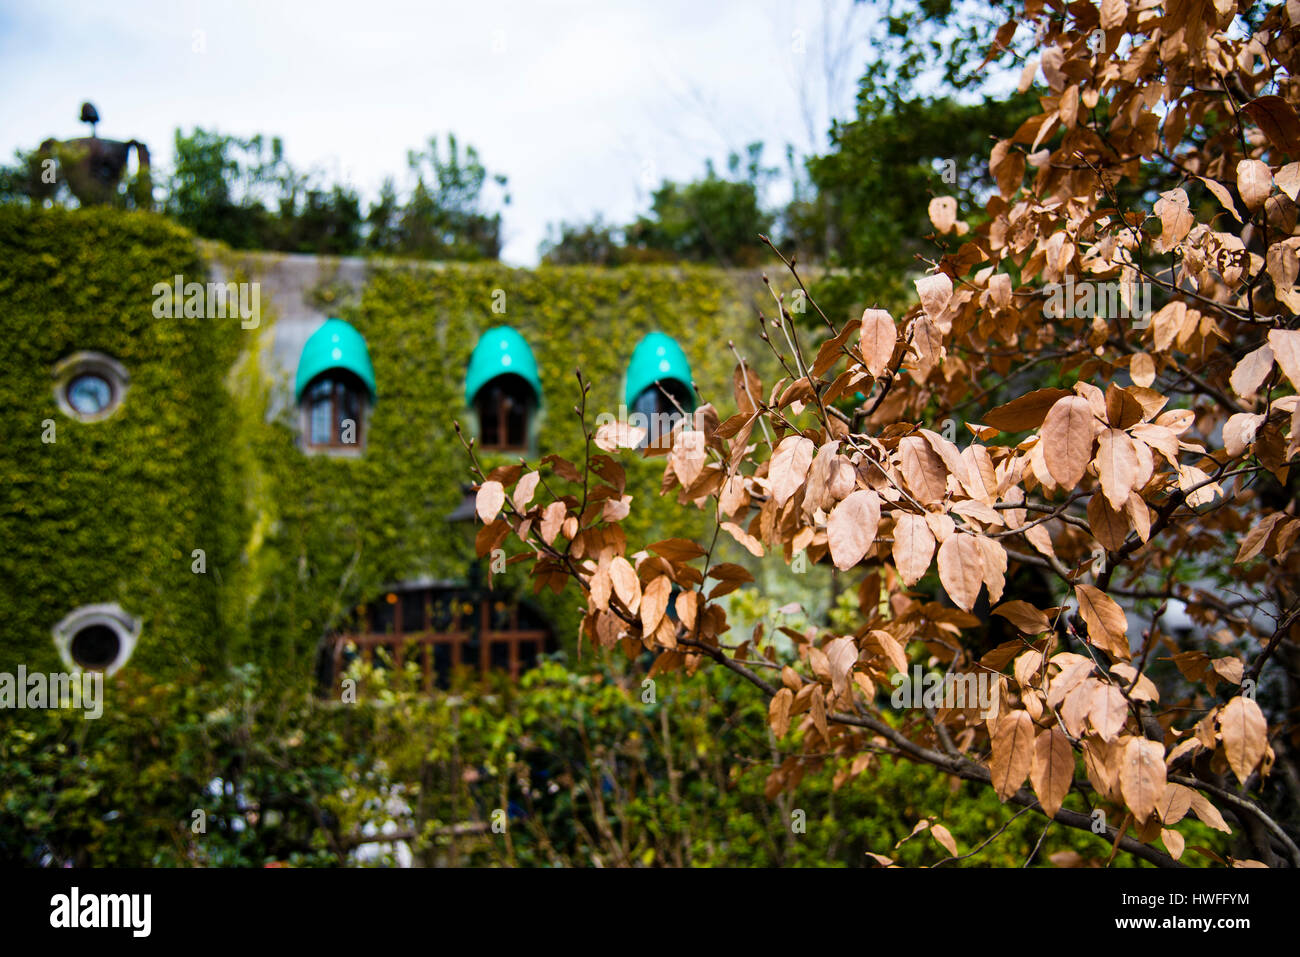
[0,205,247,678]
[0,204,801,688]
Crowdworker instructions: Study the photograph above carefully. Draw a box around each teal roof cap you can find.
[294,318,377,402]
[465,327,542,406]
[624,332,694,409]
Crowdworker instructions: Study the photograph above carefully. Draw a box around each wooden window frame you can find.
[302,373,366,452]
[328,587,549,691]
[474,375,534,453]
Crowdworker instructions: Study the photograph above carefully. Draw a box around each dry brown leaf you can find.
[1157,783,1195,825]
[1219,695,1268,784]
[1199,175,1243,222]
[1223,412,1263,459]
[595,421,646,451]
[1120,737,1166,822]
[899,435,948,503]
[892,512,936,586]
[769,688,793,738]
[1237,159,1273,210]
[928,196,958,234]
[540,501,567,545]
[915,272,953,320]
[640,575,672,637]
[720,522,764,557]
[984,388,1071,433]
[866,629,908,675]
[1075,584,1130,660]
[1268,329,1300,390]
[990,710,1035,801]
[1099,0,1127,29]
[1088,493,1130,552]
[1230,343,1275,398]
[860,309,897,378]
[937,533,984,613]
[769,435,815,508]
[1031,727,1075,818]
[930,823,958,856]
[1242,94,1300,156]
[1095,428,1139,510]
[1153,188,1193,252]
[476,480,506,523]
[1129,352,1156,388]
[827,489,881,570]
[609,556,641,614]
[825,636,859,699]
[1042,395,1096,490]
[992,600,1051,634]
[1090,684,1129,742]
[1188,792,1232,833]
[1277,162,1300,201]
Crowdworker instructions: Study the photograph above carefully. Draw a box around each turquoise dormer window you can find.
[465,327,542,453]
[294,318,376,453]
[624,332,694,447]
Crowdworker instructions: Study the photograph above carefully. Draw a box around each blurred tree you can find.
[802,0,1037,306]
[624,143,776,266]
[395,134,509,261]
[165,128,287,249]
[539,215,626,266]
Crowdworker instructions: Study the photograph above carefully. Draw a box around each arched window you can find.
[302,370,367,450]
[474,373,535,451]
[631,377,693,448]
[625,333,695,449]
[294,318,377,455]
[465,328,542,455]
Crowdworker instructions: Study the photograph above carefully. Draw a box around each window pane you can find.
[338,384,361,443]
[476,392,501,446]
[507,397,527,448]
[475,374,533,449]
[66,373,113,415]
[310,398,333,445]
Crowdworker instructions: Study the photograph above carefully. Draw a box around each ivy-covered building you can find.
[0,205,775,691]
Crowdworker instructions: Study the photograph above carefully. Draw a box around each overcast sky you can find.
[0,0,876,264]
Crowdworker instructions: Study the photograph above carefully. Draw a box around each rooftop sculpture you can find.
[29,102,152,209]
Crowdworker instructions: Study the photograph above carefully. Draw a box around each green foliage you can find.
[539,215,627,266]
[0,147,58,205]
[0,205,247,677]
[157,128,505,259]
[166,129,291,249]
[1,658,1202,867]
[386,134,508,261]
[624,145,777,266]
[808,90,1039,303]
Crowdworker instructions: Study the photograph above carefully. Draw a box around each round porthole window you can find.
[52,604,139,675]
[53,352,128,422]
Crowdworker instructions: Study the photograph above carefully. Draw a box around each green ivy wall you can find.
[0,206,247,678]
[1,206,780,686]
